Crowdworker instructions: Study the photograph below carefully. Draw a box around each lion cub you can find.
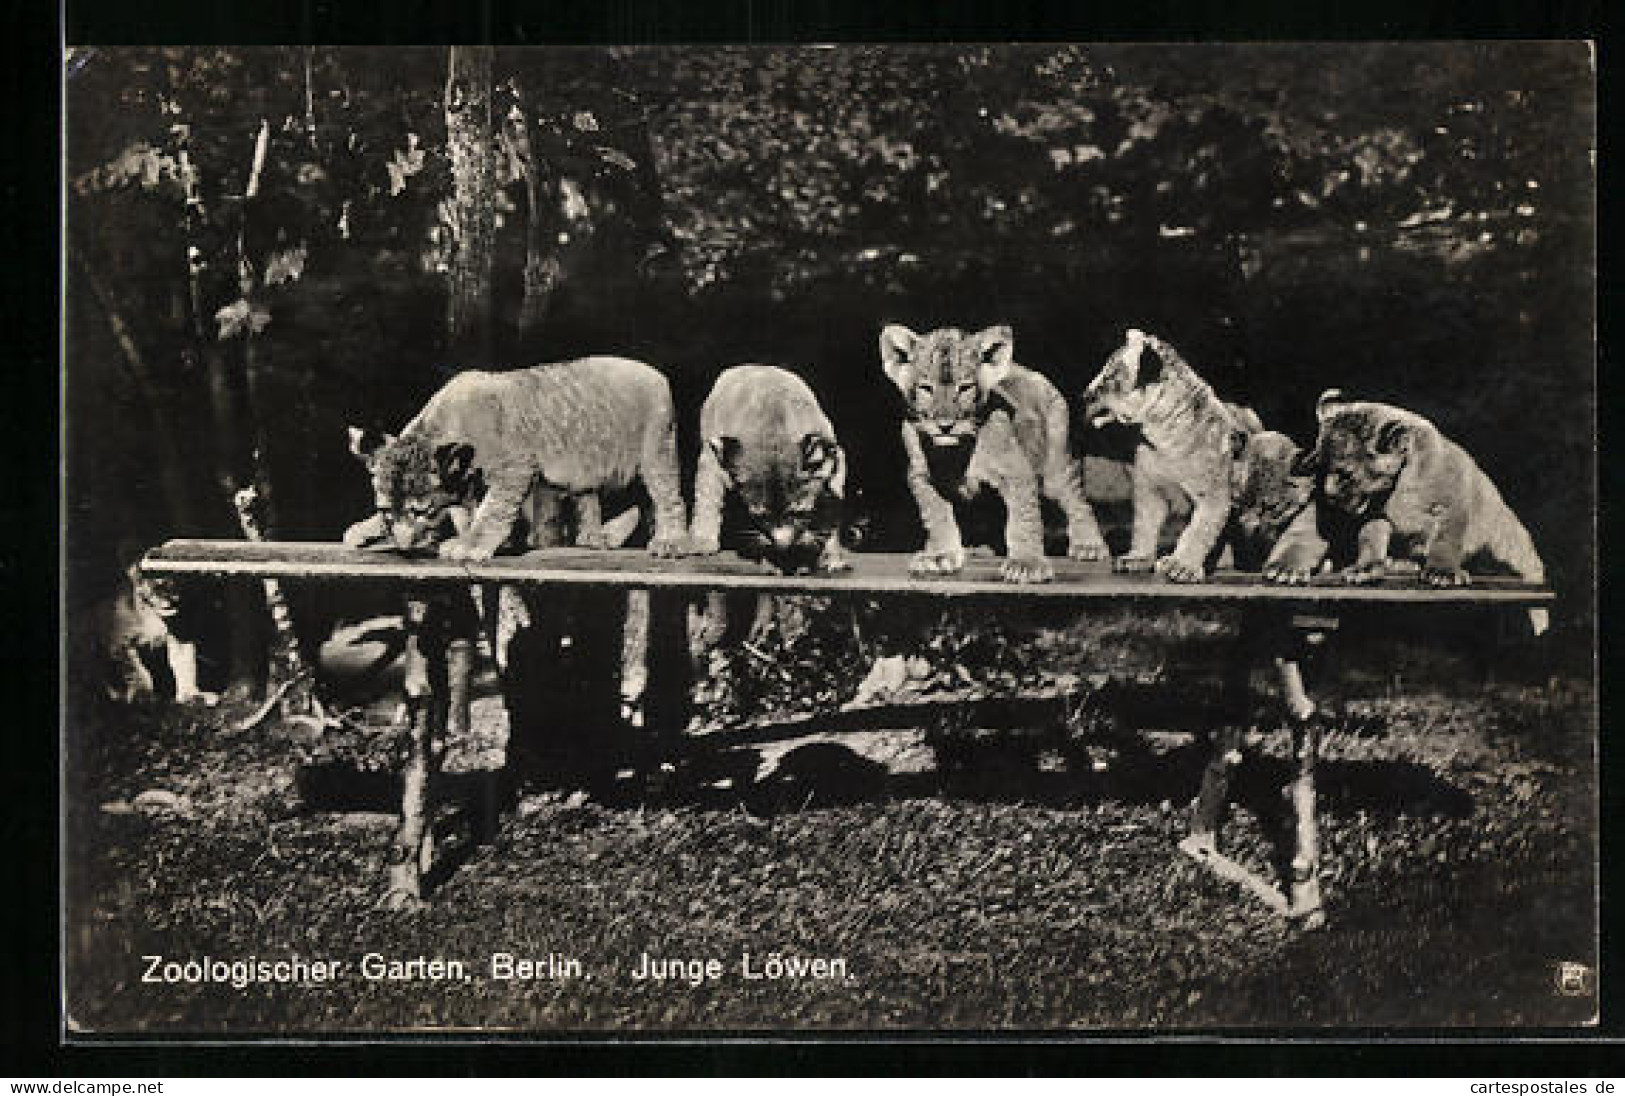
[87,561,218,706]
[344,356,689,561]
[690,365,848,574]
[1080,329,1258,582]
[1308,390,1548,631]
[1228,429,1338,582]
[880,323,1107,584]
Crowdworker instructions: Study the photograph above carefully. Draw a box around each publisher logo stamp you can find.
[1553,961,1594,997]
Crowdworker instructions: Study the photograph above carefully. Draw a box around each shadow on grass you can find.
[292,685,1474,901]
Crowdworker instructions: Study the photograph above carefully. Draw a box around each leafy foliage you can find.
[66,45,1594,646]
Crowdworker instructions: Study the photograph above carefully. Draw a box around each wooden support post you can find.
[643,589,701,738]
[1276,612,1335,928]
[1188,608,1259,847]
[1181,608,1335,926]
[1187,724,1243,854]
[384,590,478,907]
[1285,714,1324,927]
[1179,606,1288,910]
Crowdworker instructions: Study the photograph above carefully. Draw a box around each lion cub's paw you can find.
[819,546,853,574]
[574,529,612,550]
[342,513,391,550]
[909,545,966,575]
[438,536,495,562]
[1001,556,1054,584]
[688,533,722,556]
[1340,560,1388,585]
[1068,540,1109,563]
[179,690,222,707]
[1423,564,1471,588]
[1155,554,1205,583]
[647,534,689,559]
[1263,563,1315,586]
[1112,554,1157,574]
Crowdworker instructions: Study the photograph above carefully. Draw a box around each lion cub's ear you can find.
[1315,389,1350,422]
[974,325,1015,393]
[801,434,846,498]
[433,442,477,491]
[706,436,743,484]
[1374,419,1411,455]
[347,426,394,466]
[878,324,919,393]
[1133,340,1166,388]
[1289,446,1320,479]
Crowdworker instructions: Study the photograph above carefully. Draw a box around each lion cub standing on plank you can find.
[690,365,849,575]
[344,356,689,561]
[1307,389,1548,633]
[1080,328,1258,582]
[880,323,1108,584]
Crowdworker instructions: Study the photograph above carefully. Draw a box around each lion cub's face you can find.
[1080,328,1178,428]
[712,432,845,573]
[1232,431,1314,541]
[879,324,1014,447]
[1310,393,1410,518]
[347,428,474,553]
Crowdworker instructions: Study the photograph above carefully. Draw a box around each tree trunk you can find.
[178,130,266,700]
[71,245,201,535]
[444,46,498,366]
[239,119,281,536]
[502,87,561,343]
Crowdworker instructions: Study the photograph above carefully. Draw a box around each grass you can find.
[63,606,1597,1033]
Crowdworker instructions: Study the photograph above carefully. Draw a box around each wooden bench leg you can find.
[385,591,476,908]
[1282,692,1324,928]
[1275,616,1333,928]
[644,588,701,738]
[1181,609,1334,925]
[1179,608,1291,914]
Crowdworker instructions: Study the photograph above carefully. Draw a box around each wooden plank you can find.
[144,539,1556,606]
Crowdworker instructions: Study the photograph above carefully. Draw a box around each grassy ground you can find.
[63,606,1597,1033]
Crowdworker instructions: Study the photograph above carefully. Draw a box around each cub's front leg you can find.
[342,511,391,550]
[1263,504,1331,585]
[687,439,729,556]
[1340,517,1393,585]
[968,412,1053,584]
[441,470,531,562]
[165,635,219,705]
[1159,485,1229,583]
[902,424,966,575]
[1041,395,1108,562]
[1115,451,1167,573]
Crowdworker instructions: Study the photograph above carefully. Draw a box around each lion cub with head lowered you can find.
[690,365,849,574]
[880,324,1107,584]
[345,356,689,561]
[1307,390,1548,632]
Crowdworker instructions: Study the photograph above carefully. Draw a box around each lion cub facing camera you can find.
[880,323,1108,584]
[344,356,689,561]
[690,365,849,574]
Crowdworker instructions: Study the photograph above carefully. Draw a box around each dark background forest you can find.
[65,43,1596,684]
